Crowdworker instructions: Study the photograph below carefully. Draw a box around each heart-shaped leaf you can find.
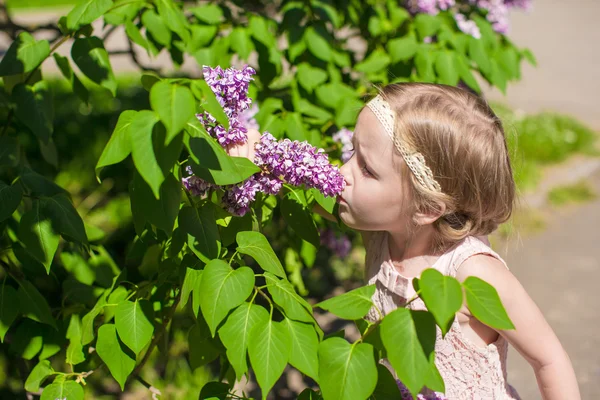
[463,276,515,330]
[150,81,196,144]
[114,300,154,357]
[315,285,376,320]
[199,259,255,336]
[236,231,285,278]
[96,324,135,390]
[318,337,377,400]
[418,268,462,336]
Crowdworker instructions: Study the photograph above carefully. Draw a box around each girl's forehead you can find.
[355,108,392,150]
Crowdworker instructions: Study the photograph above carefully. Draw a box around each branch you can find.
[0,3,61,40]
[125,36,160,73]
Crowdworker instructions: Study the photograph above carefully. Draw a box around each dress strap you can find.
[448,236,509,278]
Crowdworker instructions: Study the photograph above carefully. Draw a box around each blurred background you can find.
[0,0,598,399]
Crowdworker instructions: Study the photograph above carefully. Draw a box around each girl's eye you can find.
[361,164,372,177]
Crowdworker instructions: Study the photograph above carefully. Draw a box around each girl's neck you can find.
[387,225,444,277]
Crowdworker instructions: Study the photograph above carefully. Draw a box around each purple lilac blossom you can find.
[320,228,352,258]
[185,66,345,216]
[197,65,256,147]
[406,0,531,34]
[454,13,482,38]
[332,128,354,163]
[254,133,345,198]
[182,166,214,196]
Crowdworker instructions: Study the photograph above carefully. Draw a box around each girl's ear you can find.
[413,202,446,226]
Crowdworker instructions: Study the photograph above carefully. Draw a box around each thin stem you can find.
[404,290,421,308]
[228,250,239,266]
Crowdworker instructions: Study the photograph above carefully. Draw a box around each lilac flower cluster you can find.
[332,128,354,163]
[397,380,448,400]
[406,0,531,36]
[197,65,256,147]
[254,133,345,198]
[184,66,345,217]
[320,228,352,258]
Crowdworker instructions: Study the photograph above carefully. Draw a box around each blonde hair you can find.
[379,83,515,248]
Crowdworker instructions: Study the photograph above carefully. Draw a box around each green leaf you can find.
[285,112,307,142]
[355,49,391,74]
[180,265,203,312]
[248,318,291,396]
[96,110,135,179]
[156,0,190,43]
[141,9,171,47]
[65,314,85,365]
[318,337,377,400]
[414,14,441,40]
[115,300,154,357]
[380,308,436,395]
[315,285,376,320]
[199,259,255,336]
[455,55,481,93]
[190,4,223,24]
[281,190,320,248]
[335,97,363,127]
[189,317,221,369]
[522,48,537,66]
[81,295,106,345]
[0,180,22,222]
[40,380,84,400]
[150,81,195,145]
[463,276,514,330]
[469,36,491,76]
[0,136,19,167]
[186,129,260,185]
[199,382,230,400]
[309,188,335,215]
[25,360,54,392]
[297,63,328,93]
[435,51,459,86]
[284,318,319,380]
[304,27,331,62]
[371,363,402,399]
[130,173,181,236]
[388,34,418,63]
[104,0,143,25]
[230,27,253,60]
[53,53,89,104]
[96,324,135,390]
[128,110,163,198]
[71,36,117,96]
[67,0,113,30]
[179,204,220,262]
[193,80,229,130]
[249,15,275,47]
[125,20,156,56]
[0,283,19,342]
[219,302,269,380]
[415,47,436,82]
[11,320,43,359]
[298,388,323,400]
[236,231,285,278]
[0,32,50,76]
[418,269,462,335]
[264,273,313,323]
[39,327,62,360]
[12,82,53,144]
[19,200,59,273]
[40,194,88,244]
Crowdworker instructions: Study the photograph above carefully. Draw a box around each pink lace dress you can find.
[365,233,521,400]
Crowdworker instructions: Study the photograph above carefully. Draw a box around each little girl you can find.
[232,83,580,399]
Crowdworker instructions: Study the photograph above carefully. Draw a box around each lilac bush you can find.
[332,128,354,163]
[320,228,352,258]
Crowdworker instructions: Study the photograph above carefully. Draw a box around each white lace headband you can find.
[366,95,442,193]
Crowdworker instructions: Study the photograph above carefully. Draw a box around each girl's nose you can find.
[340,162,352,186]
